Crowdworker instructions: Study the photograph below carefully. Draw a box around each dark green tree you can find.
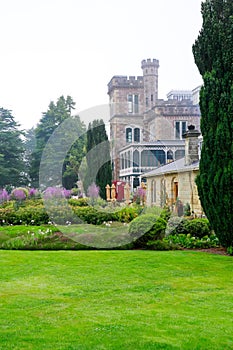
[62,116,86,189]
[84,119,112,199]
[29,95,83,188]
[0,108,26,187]
[193,0,233,247]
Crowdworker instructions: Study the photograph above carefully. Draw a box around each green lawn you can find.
[0,250,232,349]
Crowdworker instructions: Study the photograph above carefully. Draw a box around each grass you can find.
[0,250,232,349]
[0,224,132,249]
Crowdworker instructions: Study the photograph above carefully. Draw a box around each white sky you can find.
[0,0,203,130]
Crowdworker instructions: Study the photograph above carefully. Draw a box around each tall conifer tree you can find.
[0,108,26,187]
[84,119,112,199]
[193,0,233,247]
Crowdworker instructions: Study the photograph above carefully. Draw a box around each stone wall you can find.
[146,169,202,215]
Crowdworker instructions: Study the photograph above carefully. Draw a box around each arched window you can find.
[171,177,178,204]
[134,128,140,142]
[126,128,132,143]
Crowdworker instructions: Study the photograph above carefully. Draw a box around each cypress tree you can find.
[193,0,233,247]
[84,119,112,199]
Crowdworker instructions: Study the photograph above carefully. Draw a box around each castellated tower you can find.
[141,58,159,111]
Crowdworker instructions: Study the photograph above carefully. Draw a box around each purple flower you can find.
[29,188,38,197]
[43,187,71,199]
[87,183,99,199]
[0,189,9,203]
[63,189,71,199]
[138,187,146,198]
[11,189,26,201]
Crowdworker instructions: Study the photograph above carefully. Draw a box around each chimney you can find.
[183,125,201,166]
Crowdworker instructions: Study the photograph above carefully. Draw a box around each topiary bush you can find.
[165,217,211,238]
[183,218,211,238]
[129,214,167,248]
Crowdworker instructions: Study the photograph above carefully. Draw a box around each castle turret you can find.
[141,58,159,111]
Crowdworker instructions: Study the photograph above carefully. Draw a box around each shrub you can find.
[115,206,140,223]
[183,218,211,238]
[43,187,71,199]
[68,198,89,207]
[0,206,50,225]
[165,216,188,236]
[129,214,167,248]
[160,207,171,222]
[184,203,191,216]
[165,217,211,238]
[73,206,116,225]
[164,233,220,249]
[0,189,9,204]
[11,188,28,201]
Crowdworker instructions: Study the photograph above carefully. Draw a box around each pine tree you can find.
[193,0,233,247]
[0,108,26,187]
[29,95,85,189]
[84,119,112,199]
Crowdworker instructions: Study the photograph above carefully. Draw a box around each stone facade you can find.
[107,58,201,189]
[144,126,202,215]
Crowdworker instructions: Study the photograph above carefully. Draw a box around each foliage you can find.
[133,187,146,205]
[84,119,112,199]
[159,206,171,222]
[73,206,116,225]
[68,197,89,206]
[184,202,191,216]
[10,187,28,201]
[115,205,141,223]
[0,206,50,226]
[62,115,86,190]
[0,226,91,250]
[0,189,9,204]
[164,233,220,249]
[166,217,211,238]
[146,239,180,251]
[227,246,233,256]
[129,214,167,248]
[43,187,71,199]
[87,182,100,205]
[0,108,26,187]
[183,218,211,238]
[28,188,40,199]
[165,216,188,236]
[193,0,233,247]
[29,96,86,189]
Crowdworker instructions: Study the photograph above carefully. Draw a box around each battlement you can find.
[107,75,144,94]
[141,58,159,69]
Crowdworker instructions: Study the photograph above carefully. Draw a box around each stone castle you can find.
[107,58,201,190]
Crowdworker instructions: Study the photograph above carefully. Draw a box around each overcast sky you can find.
[0,0,203,130]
